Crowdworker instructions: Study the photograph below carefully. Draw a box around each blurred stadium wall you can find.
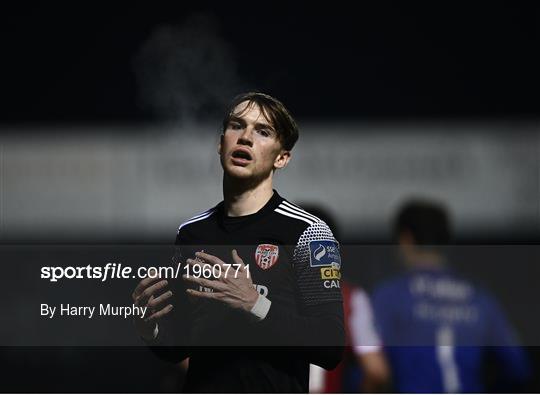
[1,121,538,242]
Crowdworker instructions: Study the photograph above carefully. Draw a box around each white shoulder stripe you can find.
[281,201,322,223]
[275,208,314,225]
[281,201,321,222]
[190,208,214,221]
[277,203,320,224]
[177,208,217,231]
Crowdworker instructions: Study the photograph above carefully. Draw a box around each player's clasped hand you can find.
[131,276,174,339]
[183,249,259,312]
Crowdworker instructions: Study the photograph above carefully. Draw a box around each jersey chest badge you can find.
[255,244,279,270]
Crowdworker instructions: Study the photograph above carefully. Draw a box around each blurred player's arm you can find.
[350,288,390,392]
[355,351,390,392]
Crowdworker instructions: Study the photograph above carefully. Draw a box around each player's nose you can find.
[237,127,254,146]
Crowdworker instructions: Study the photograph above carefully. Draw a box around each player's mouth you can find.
[231,148,253,166]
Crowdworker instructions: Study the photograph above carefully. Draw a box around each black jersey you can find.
[150,190,345,393]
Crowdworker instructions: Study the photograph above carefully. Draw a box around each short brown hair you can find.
[394,199,452,245]
[221,92,299,151]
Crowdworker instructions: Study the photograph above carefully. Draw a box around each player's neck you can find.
[222,174,275,217]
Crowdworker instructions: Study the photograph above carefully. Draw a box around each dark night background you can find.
[1,2,539,393]
[0,2,538,125]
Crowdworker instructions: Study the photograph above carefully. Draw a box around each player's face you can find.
[218,101,290,180]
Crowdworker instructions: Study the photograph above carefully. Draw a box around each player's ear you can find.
[274,150,291,170]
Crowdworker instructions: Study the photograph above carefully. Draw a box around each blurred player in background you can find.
[371,199,530,392]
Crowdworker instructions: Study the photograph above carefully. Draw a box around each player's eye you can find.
[257,129,271,137]
[229,122,242,130]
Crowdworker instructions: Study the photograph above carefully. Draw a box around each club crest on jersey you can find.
[309,240,341,268]
[255,244,279,270]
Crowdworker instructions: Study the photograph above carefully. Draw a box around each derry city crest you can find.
[255,244,279,270]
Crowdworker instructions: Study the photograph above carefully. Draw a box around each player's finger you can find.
[231,249,245,267]
[186,259,227,278]
[133,275,163,298]
[185,288,220,299]
[182,275,226,291]
[186,259,229,276]
[144,304,173,322]
[147,290,173,310]
[194,251,225,266]
[136,279,169,306]
[185,258,208,267]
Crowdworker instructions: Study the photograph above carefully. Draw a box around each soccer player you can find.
[131,92,345,392]
[371,199,530,392]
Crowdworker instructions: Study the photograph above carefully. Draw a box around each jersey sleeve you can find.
[255,220,345,369]
[292,221,343,307]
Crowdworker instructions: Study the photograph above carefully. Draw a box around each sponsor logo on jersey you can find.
[255,244,279,270]
[320,266,341,280]
[309,240,341,268]
[324,279,340,289]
